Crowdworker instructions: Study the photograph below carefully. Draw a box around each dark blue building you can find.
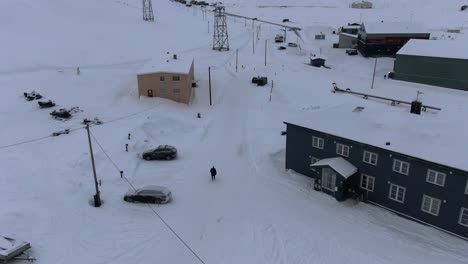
[284,104,468,240]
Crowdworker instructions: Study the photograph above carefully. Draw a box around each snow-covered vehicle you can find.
[142,145,178,160]
[51,129,70,137]
[23,91,42,101]
[50,109,72,119]
[37,100,56,108]
[274,34,284,43]
[123,185,172,204]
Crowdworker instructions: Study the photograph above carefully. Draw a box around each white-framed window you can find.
[421,195,441,216]
[459,208,468,227]
[312,136,324,149]
[388,184,406,203]
[360,174,375,192]
[363,151,378,165]
[173,88,181,94]
[465,180,468,195]
[426,169,446,187]
[172,75,180,81]
[336,143,350,157]
[159,76,165,81]
[311,156,319,165]
[392,159,410,175]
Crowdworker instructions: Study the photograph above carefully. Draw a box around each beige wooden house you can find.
[137,57,194,104]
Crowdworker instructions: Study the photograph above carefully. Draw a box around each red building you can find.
[357,22,430,57]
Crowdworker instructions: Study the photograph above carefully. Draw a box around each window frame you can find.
[426,169,446,187]
[173,88,181,94]
[363,150,378,166]
[172,75,181,81]
[388,183,406,203]
[459,207,468,227]
[336,143,350,157]
[312,136,324,149]
[392,159,410,175]
[159,76,165,81]
[360,174,375,192]
[421,195,441,216]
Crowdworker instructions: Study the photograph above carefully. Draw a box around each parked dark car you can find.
[252,76,268,86]
[124,185,172,204]
[142,145,177,160]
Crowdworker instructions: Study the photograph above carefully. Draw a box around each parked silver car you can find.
[123,185,172,204]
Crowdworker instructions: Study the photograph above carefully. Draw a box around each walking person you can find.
[210,166,217,181]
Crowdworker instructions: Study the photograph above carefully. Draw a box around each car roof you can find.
[157,145,175,149]
[137,185,170,194]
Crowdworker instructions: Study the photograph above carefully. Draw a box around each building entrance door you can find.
[321,168,336,192]
[147,89,153,97]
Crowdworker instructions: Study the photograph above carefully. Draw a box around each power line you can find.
[0,102,165,151]
[89,132,207,264]
[0,126,84,150]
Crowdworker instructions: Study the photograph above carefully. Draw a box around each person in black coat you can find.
[210,166,217,181]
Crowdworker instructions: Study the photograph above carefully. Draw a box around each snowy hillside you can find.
[1,0,468,263]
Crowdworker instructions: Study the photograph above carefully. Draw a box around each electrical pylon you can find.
[212,6,229,51]
[143,0,154,22]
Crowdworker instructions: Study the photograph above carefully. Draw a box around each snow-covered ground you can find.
[1,0,468,263]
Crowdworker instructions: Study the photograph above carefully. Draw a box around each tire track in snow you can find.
[256,223,288,264]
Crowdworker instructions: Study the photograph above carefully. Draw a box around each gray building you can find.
[284,104,468,240]
[393,39,468,91]
[338,32,358,48]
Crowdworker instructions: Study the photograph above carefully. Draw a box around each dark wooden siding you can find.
[284,122,468,239]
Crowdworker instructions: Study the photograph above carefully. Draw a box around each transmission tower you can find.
[212,6,229,51]
[143,0,154,22]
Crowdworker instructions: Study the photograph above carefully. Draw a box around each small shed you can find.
[0,236,32,261]
[310,157,359,201]
[351,0,373,8]
[310,57,326,67]
[315,33,325,40]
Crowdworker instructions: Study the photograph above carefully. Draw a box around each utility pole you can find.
[282,28,287,42]
[86,124,101,207]
[264,39,267,66]
[371,56,378,89]
[269,80,274,102]
[208,67,212,106]
[236,49,238,72]
[252,32,255,55]
[208,21,210,34]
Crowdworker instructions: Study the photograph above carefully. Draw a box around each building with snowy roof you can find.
[137,55,195,104]
[357,21,430,57]
[283,104,468,240]
[393,39,468,91]
[351,1,373,9]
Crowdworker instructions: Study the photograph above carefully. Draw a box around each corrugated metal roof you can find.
[362,21,429,34]
[397,39,468,60]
